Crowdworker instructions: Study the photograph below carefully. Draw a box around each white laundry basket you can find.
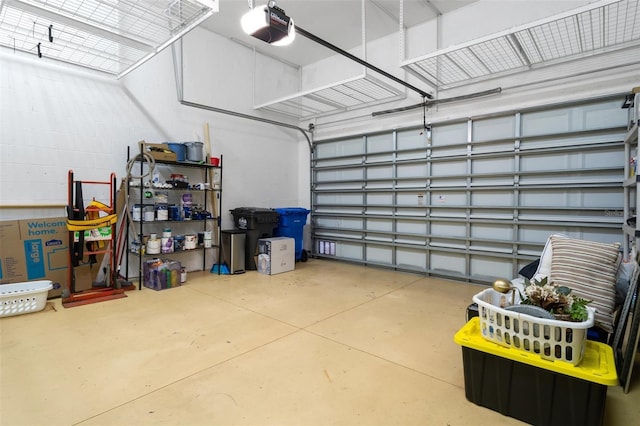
[1,280,52,318]
[472,287,595,365]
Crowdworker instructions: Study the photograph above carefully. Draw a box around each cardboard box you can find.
[257,237,295,275]
[143,142,177,162]
[73,226,113,242]
[0,217,69,297]
[0,217,102,297]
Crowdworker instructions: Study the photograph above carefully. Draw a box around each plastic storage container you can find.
[273,207,310,261]
[472,287,594,365]
[230,207,279,270]
[184,141,203,162]
[0,280,53,317]
[143,259,182,290]
[454,318,617,426]
[163,142,186,161]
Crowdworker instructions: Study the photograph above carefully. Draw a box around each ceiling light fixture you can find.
[241,1,295,47]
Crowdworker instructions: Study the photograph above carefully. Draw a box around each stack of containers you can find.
[163,142,204,163]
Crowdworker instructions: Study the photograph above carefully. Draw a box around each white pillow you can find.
[533,233,569,280]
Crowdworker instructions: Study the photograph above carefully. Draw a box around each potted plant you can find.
[519,276,591,322]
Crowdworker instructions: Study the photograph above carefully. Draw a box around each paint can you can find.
[203,230,212,248]
[156,204,168,221]
[132,204,142,221]
[146,236,161,254]
[161,237,174,253]
[169,204,181,221]
[143,205,155,221]
[184,234,197,250]
[173,235,185,251]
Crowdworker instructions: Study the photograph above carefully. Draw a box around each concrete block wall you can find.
[0,28,304,226]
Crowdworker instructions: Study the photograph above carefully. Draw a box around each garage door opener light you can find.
[241,1,295,46]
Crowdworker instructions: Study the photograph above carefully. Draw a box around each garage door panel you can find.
[316,169,363,182]
[432,123,467,146]
[366,164,393,179]
[431,221,466,238]
[470,256,513,281]
[367,193,393,204]
[366,219,392,232]
[519,188,622,208]
[316,138,362,157]
[316,194,364,205]
[397,129,427,150]
[432,160,466,175]
[472,115,515,142]
[366,245,392,264]
[473,157,514,173]
[471,191,514,206]
[471,224,513,240]
[338,242,363,260]
[397,163,428,177]
[311,97,625,284]
[396,220,427,235]
[366,134,393,153]
[430,252,465,275]
[315,217,363,230]
[397,248,427,270]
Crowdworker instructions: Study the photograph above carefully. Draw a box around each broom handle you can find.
[203,123,220,264]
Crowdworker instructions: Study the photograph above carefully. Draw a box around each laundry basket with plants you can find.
[473,277,595,366]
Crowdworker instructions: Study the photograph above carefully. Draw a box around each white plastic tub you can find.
[0,280,52,318]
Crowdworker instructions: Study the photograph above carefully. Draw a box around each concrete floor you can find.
[1,259,638,425]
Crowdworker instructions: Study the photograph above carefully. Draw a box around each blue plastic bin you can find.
[273,207,310,261]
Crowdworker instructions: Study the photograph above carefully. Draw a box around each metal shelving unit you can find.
[125,153,222,289]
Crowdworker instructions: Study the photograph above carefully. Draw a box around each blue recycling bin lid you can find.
[274,208,310,226]
[274,207,310,216]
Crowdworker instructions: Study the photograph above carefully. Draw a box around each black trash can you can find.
[230,207,280,270]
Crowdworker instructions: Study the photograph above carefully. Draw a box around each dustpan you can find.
[211,263,230,274]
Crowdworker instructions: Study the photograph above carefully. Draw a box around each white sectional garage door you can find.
[311,96,629,283]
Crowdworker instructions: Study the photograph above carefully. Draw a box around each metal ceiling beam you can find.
[117,8,214,78]
[8,0,155,52]
[422,0,442,16]
[370,0,401,25]
[507,34,532,67]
